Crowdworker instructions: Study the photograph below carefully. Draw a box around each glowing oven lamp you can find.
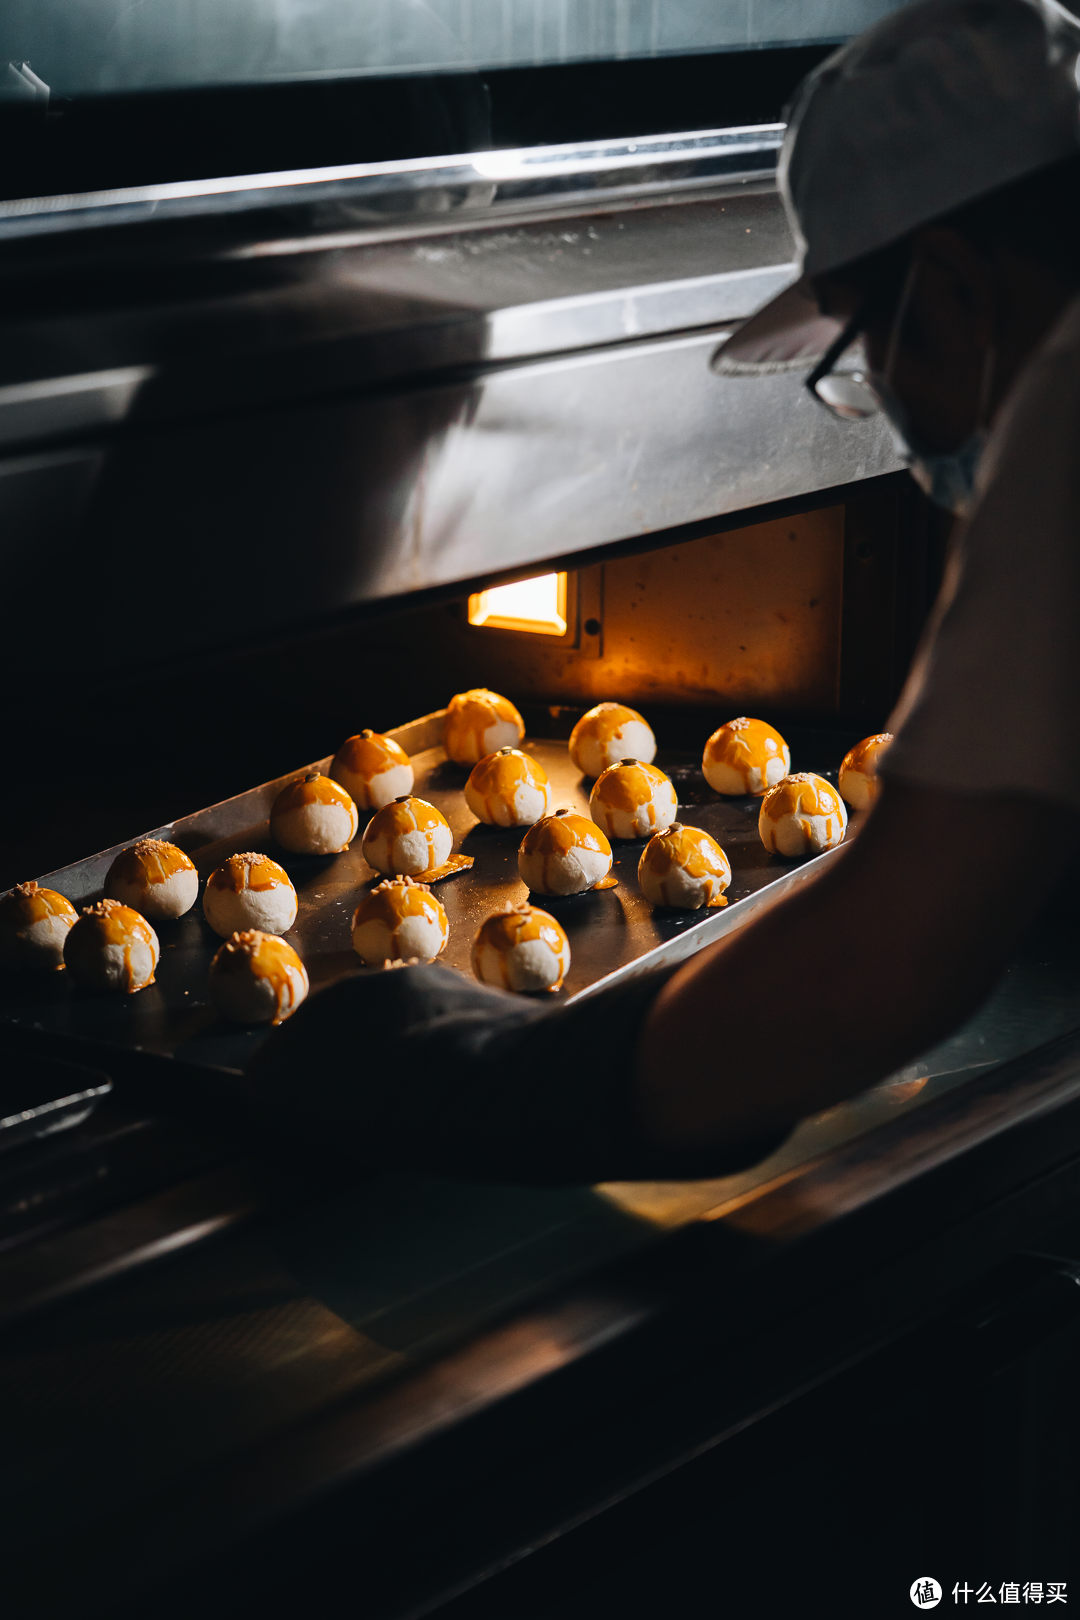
[468,573,567,636]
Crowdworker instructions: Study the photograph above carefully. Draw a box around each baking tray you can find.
[0,709,845,1077]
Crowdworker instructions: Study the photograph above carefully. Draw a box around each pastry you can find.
[638,823,731,910]
[203,852,298,939]
[839,732,894,810]
[0,881,78,971]
[352,876,449,964]
[758,773,848,857]
[568,702,657,777]
[104,837,198,921]
[518,809,613,896]
[472,903,571,993]
[703,717,790,796]
[589,759,678,840]
[209,930,308,1025]
[444,688,525,766]
[330,730,414,811]
[361,795,454,876]
[63,899,160,992]
[270,771,358,855]
[464,748,552,827]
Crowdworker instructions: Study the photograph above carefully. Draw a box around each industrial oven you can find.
[3,11,1080,1616]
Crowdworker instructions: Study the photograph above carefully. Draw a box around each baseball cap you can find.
[716,0,1080,375]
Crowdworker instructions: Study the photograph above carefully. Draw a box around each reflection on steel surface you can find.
[0,125,784,240]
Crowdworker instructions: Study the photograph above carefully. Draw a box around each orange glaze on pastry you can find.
[108,838,193,886]
[518,808,613,895]
[0,881,78,970]
[638,823,731,909]
[361,794,454,876]
[272,771,355,817]
[444,688,525,766]
[209,929,308,1024]
[203,851,297,939]
[568,703,656,777]
[104,837,199,920]
[471,903,571,992]
[464,747,551,827]
[330,730,413,809]
[589,759,678,839]
[838,732,894,810]
[758,772,847,857]
[703,717,791,796]
[207,852,292,895]
[1,881,77,928]
[351,876,449,963]
[64,898,159,992]
[270,770,359,855]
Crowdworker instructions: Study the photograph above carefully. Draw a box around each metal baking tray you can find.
[0,709,843,1077]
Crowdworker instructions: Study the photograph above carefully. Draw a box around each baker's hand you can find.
[246,961,787,1185]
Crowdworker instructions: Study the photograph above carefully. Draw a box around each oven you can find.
[3,13,1080,1615]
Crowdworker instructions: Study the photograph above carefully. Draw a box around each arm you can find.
[636,777,1076,1151]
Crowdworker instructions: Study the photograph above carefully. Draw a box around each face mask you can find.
[874,263,996,517]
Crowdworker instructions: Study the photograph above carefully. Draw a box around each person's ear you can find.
[910,226,997,347]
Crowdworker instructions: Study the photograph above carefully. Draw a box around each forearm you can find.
[635,782,1058,1150]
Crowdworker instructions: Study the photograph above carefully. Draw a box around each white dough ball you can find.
[0,881,78,971]
[271,771,358,855]
[569,703,656,777]
[838,733,894,811]
[444,688,525,766]
[703,717,790,796]
[464,748,552,827]
[105,837,199,921]
[517,809,613,896]
[589,759,678,840]
[638,824,731,910]
[330,730,414,811]
[472,904,571,993]
[209,930,309,1025]
[203,852,298,939]
[361,795,454,876]
[63,899,160,993]
[758,773,848,857]
[351,877,449,964]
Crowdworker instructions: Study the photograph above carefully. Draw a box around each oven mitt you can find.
[245,961,789,1185]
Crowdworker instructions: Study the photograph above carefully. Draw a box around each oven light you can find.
[468,573,567,636]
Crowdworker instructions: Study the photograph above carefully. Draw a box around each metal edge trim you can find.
[0,125,784,238]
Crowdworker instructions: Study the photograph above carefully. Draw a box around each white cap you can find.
[717,0,1080,375]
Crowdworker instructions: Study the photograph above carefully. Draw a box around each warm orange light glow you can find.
[468,573,567,636]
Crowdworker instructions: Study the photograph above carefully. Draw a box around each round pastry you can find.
[838,732,894,811]
[330,730,414,811]
[203,852,298,939]
[703,717,791,796]
[352,877,449,964]
[444,688,525,767]
[472,903,571,993]
[758,773,848,857]
[569,703,657,778]
[464,748,552,828]
[589,759,678,840]
[270,771,359,856]
[0,881,78,971]
[638,823,732,910]
[208,930,308,1025]
[63,899,160,993]
[104,837,198,921]
[518,808,613,896]
[361,795,454,877]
